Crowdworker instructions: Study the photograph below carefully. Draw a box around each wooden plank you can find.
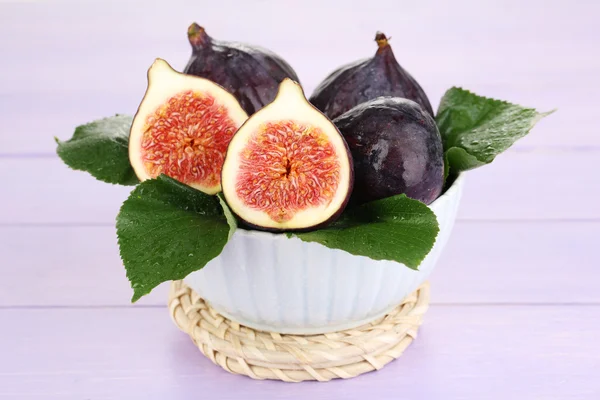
[0,305,597,398]
[3,83,580,154]
[1,158,132,225]
[2,0,597,90]
[1,0,598,153]
[1,221,597,307]
[456,148,600,221]
[1,1,598,398]
[1,151,597,225]
[431,220,600,305]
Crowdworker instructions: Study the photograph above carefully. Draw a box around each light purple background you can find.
[1,1,599,399]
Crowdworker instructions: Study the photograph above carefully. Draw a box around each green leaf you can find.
[56,114,139,185]
[116,175,232,302]
[217,193,238,240]
[436,87,553,173]
[293,195,439,269]
[443,152,450,182]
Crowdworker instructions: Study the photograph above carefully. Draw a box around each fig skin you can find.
[333,97,443,206]
[184,23,300,115]
[310,32,434,119]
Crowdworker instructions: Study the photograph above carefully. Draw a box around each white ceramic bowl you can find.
[185,174,465,334]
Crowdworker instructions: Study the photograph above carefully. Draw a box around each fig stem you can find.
[188,22,208,48]
[375,31,390,49]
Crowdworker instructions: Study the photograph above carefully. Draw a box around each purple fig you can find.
[310,32,434,119]
[184,23,299,115]
[334,97,443,205]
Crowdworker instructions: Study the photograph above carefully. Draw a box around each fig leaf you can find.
[436,87,554,174]
[117,175,233,302]
[56,114,139,185]
[293,194,439,269]
[217,193,238,240]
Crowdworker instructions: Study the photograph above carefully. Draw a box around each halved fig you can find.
[310,32,434,119]
[129,58,248,194]
[184,23,299,115]
[221,79,353,232]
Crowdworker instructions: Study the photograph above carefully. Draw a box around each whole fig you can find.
[334,97,443,205]
[310,32,434,119]
[184,23,299,115]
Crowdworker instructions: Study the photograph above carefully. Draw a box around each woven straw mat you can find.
[168,280,430,382]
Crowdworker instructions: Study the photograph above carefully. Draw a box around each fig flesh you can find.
[221,79,353,231]
[334,97,443,205]
[184,23,299,115]
[310,32,434,119]
[129,59,248,194]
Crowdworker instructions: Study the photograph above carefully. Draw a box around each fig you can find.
[309,32,434,119]
[221,79,353,232]
[129,58,248,194]
[184,23,300,115]
[334,97,443,205]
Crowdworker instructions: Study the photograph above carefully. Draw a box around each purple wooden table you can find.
[1,1,599,398]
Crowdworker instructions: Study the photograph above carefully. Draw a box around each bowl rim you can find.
[234,173,465,240]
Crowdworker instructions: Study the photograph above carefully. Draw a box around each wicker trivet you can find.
[168,280,430,382]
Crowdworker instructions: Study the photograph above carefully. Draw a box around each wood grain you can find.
[2,151,597,225]
[1,221,597,307]
[0,306,597,399]
[2,84,577,154]
[1,0,598,153]
[1,0,598,397]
